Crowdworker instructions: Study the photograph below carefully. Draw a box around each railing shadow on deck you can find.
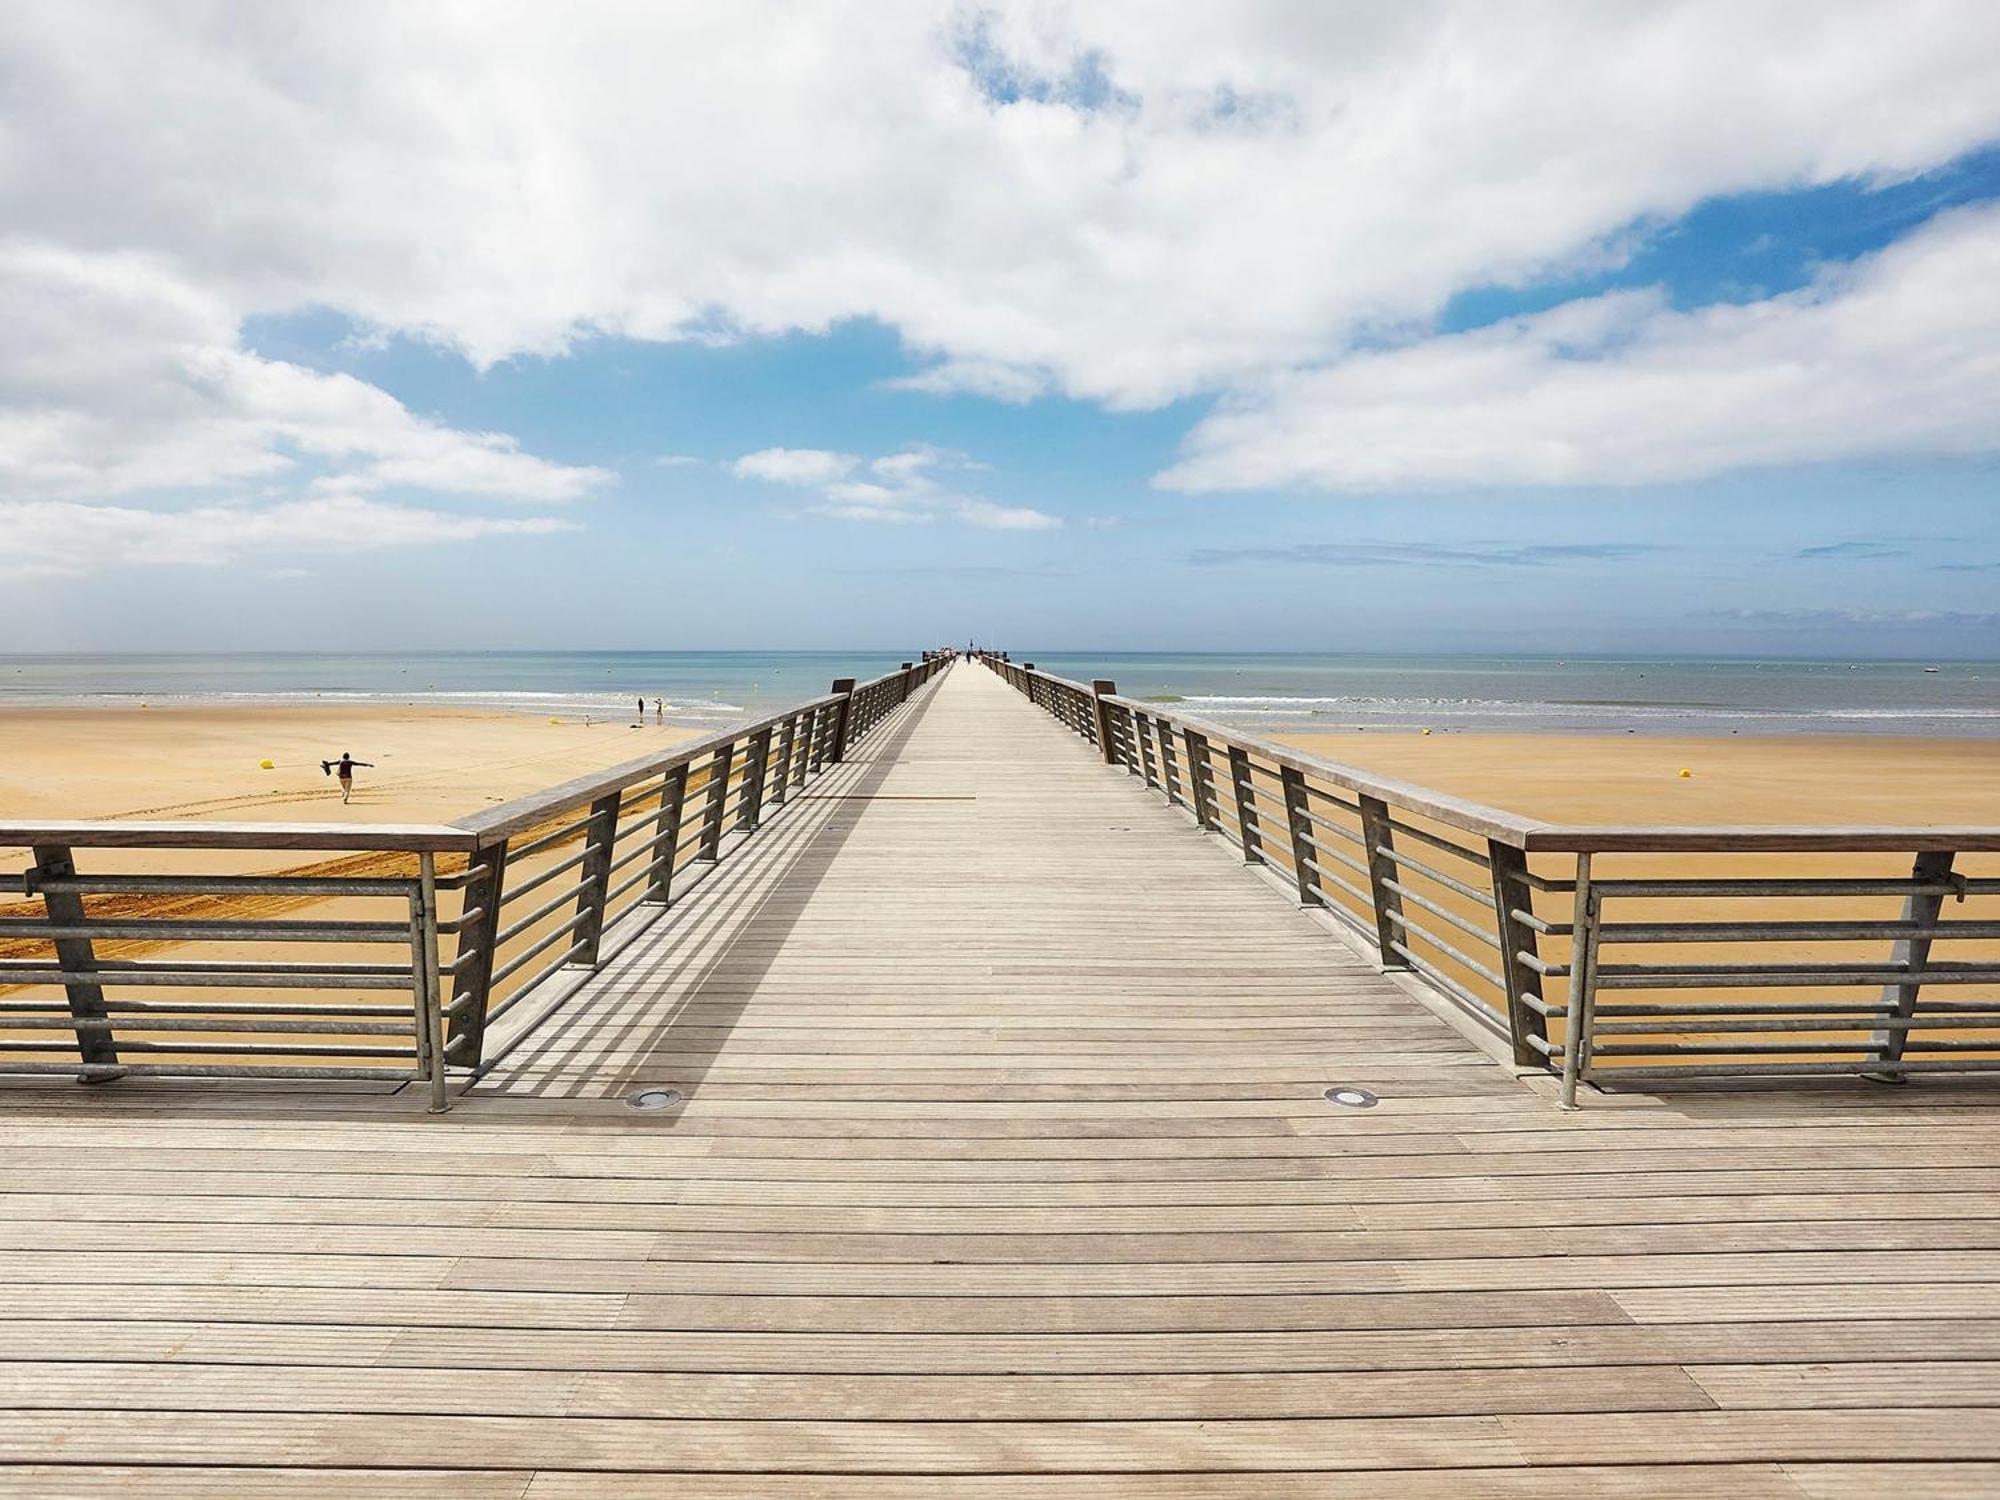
[0,654,955,1111]
[976,652,2000,1108]
[472,676,943,1102]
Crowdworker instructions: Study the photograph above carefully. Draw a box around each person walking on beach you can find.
[320,752,373,804]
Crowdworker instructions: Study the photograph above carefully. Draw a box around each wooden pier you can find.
[2,661,1999,1494]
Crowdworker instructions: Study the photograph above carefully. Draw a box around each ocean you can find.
[2,650,1997,737]
[0,651,917,730]
[1013,652,2000,737]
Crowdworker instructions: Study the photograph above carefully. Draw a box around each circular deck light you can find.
[627,1087,683,1111]
[1324,1086,1379,1109]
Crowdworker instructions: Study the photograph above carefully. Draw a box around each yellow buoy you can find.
[548,717,561,725]
[1679,768,1692,778]
[1421,727,1432,736]
[258,759,274,770]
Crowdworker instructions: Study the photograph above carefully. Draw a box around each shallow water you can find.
[2,649,1996,736]
[0,650,925,731]
[1013,651,2000,736]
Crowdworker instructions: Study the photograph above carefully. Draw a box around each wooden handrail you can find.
[1522,826,2000,853]
[0,821,477,852]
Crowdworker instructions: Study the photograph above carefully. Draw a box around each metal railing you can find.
[981,655,2000,1104]
[0,655,951,1109]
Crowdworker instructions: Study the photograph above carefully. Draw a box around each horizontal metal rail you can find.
[980,653,2000,1103]
[1,652,956,1109]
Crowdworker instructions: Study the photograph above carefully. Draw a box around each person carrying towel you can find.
[320,751,374,804]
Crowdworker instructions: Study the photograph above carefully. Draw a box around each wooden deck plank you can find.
[1,662,1993,1492]
[7,1317,1998,1373]
[0,1408,1994,1472]
[0,1361,1714,1419]
[0,1467,1820,1499]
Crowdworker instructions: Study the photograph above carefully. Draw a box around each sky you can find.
[3,2,2000,657]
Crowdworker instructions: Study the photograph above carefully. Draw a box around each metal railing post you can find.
[1156,722,1181,806]
[698,743,734,857]
[1280,766,1323,907]
[771,716,797,808]
[1868,849,1956,1081]
[446,837,508,1070]
[571,792,621,968]
[1559,854,1600,1110]
[794,707,818,783]
[899,663,914,703]
[1091,681,1118,764]
[1487,840,1549,1068]
[418,853,449,1113]
[1228,747,1260,863]
[1024,666,1038,708]
[1133,712,1158,787]
[1183,730,1214,831]
[645,766,689,905]
[736,727,773,832]
[26,845,120,1075]
[1358,794,1406,969]
[827,679,857,762]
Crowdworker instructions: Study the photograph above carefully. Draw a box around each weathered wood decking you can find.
[2,663,1998,1495]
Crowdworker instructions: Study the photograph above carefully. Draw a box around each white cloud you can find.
[0,243,607,572]
[0,247,613,504]
[954,498,1064,531]
[4,1,2000,513]
[884,359,1052,404]
[0,495,574,578]
[9,5,2000,400]
[734,441,1062,529]
[730,448,862,485]
[1158,202,2000,491]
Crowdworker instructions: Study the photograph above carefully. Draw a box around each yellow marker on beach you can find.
[1421,727,1432,735]
[548,717,561,725]
[259,759,274,769]
[1679,768,1692,778]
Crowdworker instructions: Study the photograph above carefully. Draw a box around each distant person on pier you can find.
[320,752,373,804]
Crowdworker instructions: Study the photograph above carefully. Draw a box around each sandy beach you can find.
[0,704,705,1052]
[1270,730,2000,828]
[0,703,694,830]
[4,705,1994,1069]
[7,705,1993,834]
[1258,729,1999,1062]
